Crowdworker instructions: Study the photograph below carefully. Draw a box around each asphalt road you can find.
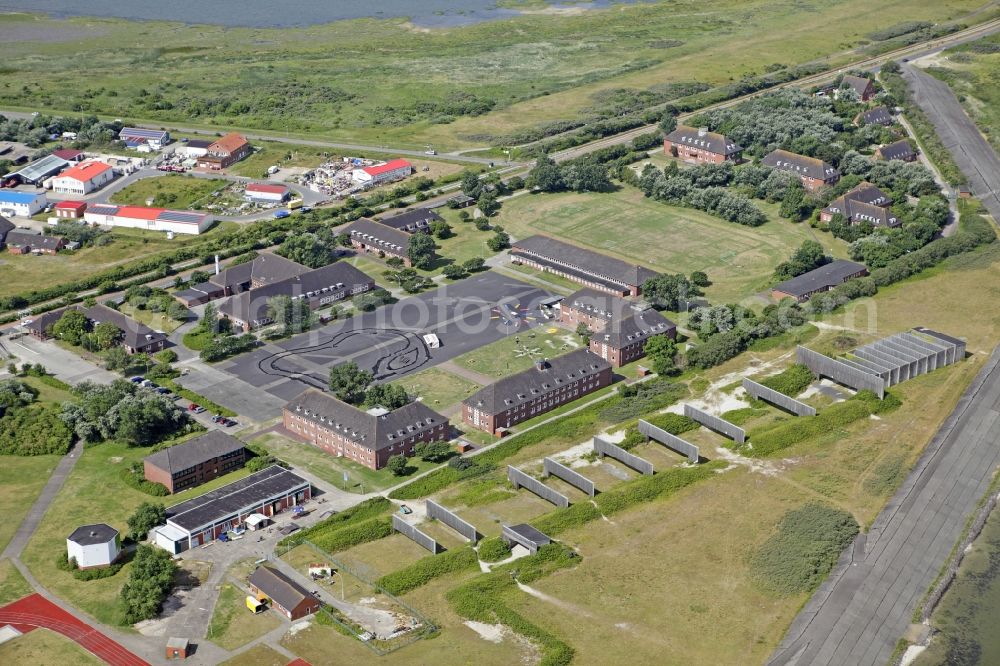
[901,64,1000,222]
[769,349,1000,666]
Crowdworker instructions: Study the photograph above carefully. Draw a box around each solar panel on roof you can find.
[87,205,120,215]
[157,210,203,224]
[119,128,168,140]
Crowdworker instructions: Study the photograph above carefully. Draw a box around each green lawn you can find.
[0,559,33,605]
[110,174,231,209]
[451,326,582,380]
[254,432,442,493]
[206,582,281,650]
[118,303,185,334]
[0,455,61,554]
[0,628,103,666]
[393,367,483,412]
[497,188,849,303]
[218,644,290,666]
[341,254,396,290]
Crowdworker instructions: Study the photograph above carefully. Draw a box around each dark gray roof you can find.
[217,261,375,324]
[463,348,611,414]
[859,106,893,126]
[505,523,550,546]
[773,260,867,298]
[511,235,659,291]
[186,139,212,149]
[562,288,638,322]
[248,566,312,612]
[144,431,245,474]
[209,253,310,291]
[841,75,874,98]
[823,183,897,227]
[24,308,66,336]
[762,150,839,181]
[83,304,166,349]
[165,465,309,531]
[67,523,118,545]
[0,216,13,243]
[4,230,63,251]
[877,140,915,161]
[174,282,225,303]
[344,218,411,254]
[284,389,448,451]
[379,207,442,233]
[563,288,675,347]
[666,125,742,156]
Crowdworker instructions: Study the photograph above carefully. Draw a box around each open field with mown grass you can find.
[218,644,289,666]
[110,174,230,209]
[206,582,281,650]
[0,559,32,605]
[0,628,104,665]
[451,324,581,379]
[0,221,237,300]
[0,455,60,553]
[393,366,482,413]
[497,188,849,304]
[923,33,1000,153]
[0,1,983,150]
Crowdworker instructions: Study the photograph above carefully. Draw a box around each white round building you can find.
[66,523,121,569]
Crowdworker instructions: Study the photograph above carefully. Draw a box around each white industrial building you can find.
[66,523,121,569]
[0,190,48,217]
[244,182,290,203]
[84,204,213,235]
[51,160,116,195]
[351,159,412,186]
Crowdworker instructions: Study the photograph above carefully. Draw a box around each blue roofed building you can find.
[0,190,48,217]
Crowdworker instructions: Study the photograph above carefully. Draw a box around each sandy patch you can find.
[712,446,782,477]
[287,619,311,637]
[900,645,927,666]
[464,620,507,643]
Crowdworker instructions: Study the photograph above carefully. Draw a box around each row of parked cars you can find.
[130,376,237,427]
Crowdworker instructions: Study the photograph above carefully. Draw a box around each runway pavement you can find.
[770,348,1000,666]
[902,64,1000,221]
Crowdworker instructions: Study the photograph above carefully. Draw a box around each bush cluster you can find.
[120,463,169,496]
[0,404,73,456]
[759,364,815,397]
[57,552,124,581]
[376,547,479,596]
[200,334,257,362]
[476,536,512,563]
[284,497,392,550]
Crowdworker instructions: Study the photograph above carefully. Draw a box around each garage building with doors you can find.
[152,465,311,553]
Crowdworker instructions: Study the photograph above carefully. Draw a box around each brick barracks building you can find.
[762,149,840,192]
[463,349,613,435]
[282,389,450,470]
[559,288,676,367]
[143,431,247,494]
[663,125,743,165]
[820,182,899,228]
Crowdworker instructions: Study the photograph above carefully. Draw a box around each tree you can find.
[353,290,392,313]
[659,112,677,134]
[460,170,482,198]
[51,309,89,345]
[486,229,510,252]
[0,379,35,409]
[103,346,130,372]
[773,240,829,280]
[643,335,677,375]
[189,270,209,285]
[575,322,591,345]
[477,191,500,217]
[91,321,122,351]
[413,440,452,462]
[429,220,453,239]
[386,454,408,476]
[690,271,710,287]
[120,545,176,624]
[276,233,335,269]
[267,295,314,335]
[462,257,486,273]
[127,502,166,541]
[385,256,405,269]
[154,349,178,364]
[562,163,611,192]
[328,362,373,404]
[364,382,410,410]
[641,274,699,311]
[167,301,190,322]
[526,155,565,192]
[441,264,467,280]
[407,233,436,270]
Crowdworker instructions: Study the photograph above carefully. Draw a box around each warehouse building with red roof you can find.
[51,160,115,195]
[352,159,412,186]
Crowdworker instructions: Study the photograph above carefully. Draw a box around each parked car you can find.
[155,387,170,395]
[273,210,290,219]
[224,418,237,427]
[188,403,200,411]
[130,376,144,383]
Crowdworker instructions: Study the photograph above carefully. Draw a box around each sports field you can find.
[498,188,850,303]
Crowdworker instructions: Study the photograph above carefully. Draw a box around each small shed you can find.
[165,637,189,660]
[245,513,269,531]
[308,563,332,578]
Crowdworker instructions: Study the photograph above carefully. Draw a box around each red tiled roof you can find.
[209,132,249,154]
[57,160,112,182]
[362,159,412,177]
[55,200,87,211]
[115,206,166,221]
[246,183,288,194]
[52,149,83,160]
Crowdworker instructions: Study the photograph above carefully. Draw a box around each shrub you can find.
[120,463,170,496]
[377,547,479,595]
[285,497,393,550]
[56,552,124,580]
[477,536,512,563]
[759,364,815,397]
[119,545,177,624]
[750,503,859,594]
[0,405,73,455]
[719,406,769,426]
[309,517,393,554]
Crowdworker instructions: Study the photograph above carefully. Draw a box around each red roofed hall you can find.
[55,200,87,219]
[51,160,115,195]
[245,183,290,203]
[352,159,412,186]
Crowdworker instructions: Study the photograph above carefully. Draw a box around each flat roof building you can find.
[9,154,71,186]
[771,259,868,302]
[84,204,213,235]
[510,235,659,297]
[352,159,412,186]
[378,207,441,234]
[144,431,247,494]
[0,189,48,217]
[119,127,170,149]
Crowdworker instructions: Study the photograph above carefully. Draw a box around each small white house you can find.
[66,523,121,569]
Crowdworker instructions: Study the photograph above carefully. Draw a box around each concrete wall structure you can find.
[796,345,886,398]
[426,500,480,543]
[593,437,654,475]
[507,466,570,508]
[638,419,699,463]
[742,378,817,417]
[542,457,596,496]
[684,404,746,444]
[392,514,441,554]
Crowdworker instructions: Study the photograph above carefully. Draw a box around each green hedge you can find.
[720,406,769,426]
[157,378,236,418]
[376,547,479,595]
[310,517,393,554]
[476,536,512,563]
[759,364,815,397]
[284,497,392,549]
[120,464,169,496]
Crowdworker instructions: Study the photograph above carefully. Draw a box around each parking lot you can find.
[191,271,551,416]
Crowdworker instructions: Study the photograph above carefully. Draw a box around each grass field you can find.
[497,188,849,304]
[924,33,1000,152]
[109,174,231,209]
[118,303,185,334]
[218,644,290,666]
[451,324,581,379]
[0,1,983,150]
[0,455,60,554]
[206,582,281,650]
[0,628,104,665]
[394,367,483,412]
[0,559,32,605]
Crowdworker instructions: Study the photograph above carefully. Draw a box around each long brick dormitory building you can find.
[282,389,450,470]
[510,235,659,297]
[463,348,613,435]
[663,125,743,164]
[143,431,247,494]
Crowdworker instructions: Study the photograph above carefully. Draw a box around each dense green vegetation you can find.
[476,537,512,563]
[750,503,859,595]
[282,497,392,549]
[759,364,816,397]
[376,547,479,596]
[119,544,177,624]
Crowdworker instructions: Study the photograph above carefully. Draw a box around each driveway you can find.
[6,334,117,385]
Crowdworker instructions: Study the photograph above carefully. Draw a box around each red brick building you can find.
[663,125,743,164]
[762,149,840,192]
[54,200,87,219]
[343,218,416,267]
[197,133,252,170]
[143,431,247,494]
[840,74,877,101]
[820,182,898,227]
[4,230,65,255]
[559,288,676,367]
[283,389,450,470]
[463,349,613,435]
[248,566,320,621]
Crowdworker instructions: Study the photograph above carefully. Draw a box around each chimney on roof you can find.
[215,254,221,276]
[535,358,549,371]
[698,127,708,137]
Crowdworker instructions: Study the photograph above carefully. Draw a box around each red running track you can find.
[0,594,149,666]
